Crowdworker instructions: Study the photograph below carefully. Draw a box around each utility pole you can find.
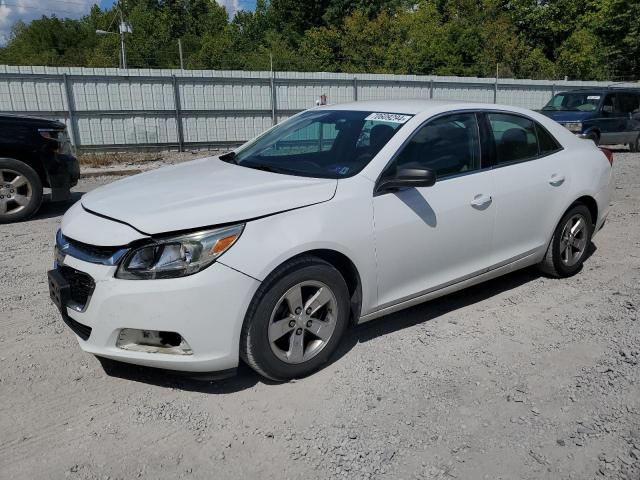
[178,39,184,70]
[119,9,127,69]
[96,6,131,70]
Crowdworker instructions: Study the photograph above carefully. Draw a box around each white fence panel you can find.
[0,65,621,151]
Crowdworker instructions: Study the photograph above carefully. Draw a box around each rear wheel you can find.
[0,158,43,224]
[240,256,350,381]
[538,204,593,278]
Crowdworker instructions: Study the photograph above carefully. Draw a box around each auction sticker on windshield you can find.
[587,95,601,100]
[365,113,412,123]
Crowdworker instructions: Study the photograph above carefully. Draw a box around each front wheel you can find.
[0,158,43,223]
[630,134,640,152]
[240,256,350,381]
[538,204,593,278]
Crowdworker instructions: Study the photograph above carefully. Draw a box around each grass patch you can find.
[78,152,162,168]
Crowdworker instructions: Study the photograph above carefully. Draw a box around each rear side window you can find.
[488,113,538,164]
[618,93,640,114]
[536,123,562,154]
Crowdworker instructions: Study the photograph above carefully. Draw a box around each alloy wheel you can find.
[0,168,33,216]
[559,214,588,267]
[268,280,339,364]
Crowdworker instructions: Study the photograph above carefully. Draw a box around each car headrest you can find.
[369,124,395,150]
[501,128,527,145]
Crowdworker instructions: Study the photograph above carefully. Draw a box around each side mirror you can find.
[377,168,436,194]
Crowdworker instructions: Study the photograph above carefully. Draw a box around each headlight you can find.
[115,224,244,280]
[563,122,583,133]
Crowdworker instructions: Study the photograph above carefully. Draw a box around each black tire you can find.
[586,132,600,145]
[0,157,43,224]
[630,134,640,152]
[538,204,593,278]
[240,256,350,381]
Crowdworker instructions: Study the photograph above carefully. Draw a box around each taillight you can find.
[600,148,613,166]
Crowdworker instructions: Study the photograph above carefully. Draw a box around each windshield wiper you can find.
[219,151,237,164]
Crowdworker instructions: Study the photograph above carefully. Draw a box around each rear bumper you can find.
[592,172,613,238]
[50,254,260,373]
[46,153,79,201]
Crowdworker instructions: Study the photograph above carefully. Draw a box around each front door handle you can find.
[549,174,565,186]
[470,194,492,209]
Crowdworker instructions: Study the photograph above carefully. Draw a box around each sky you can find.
[0,0,256,44]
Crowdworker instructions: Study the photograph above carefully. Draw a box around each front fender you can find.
[218,179,380,316]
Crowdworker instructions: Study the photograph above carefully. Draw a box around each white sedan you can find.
[48,100,614,381]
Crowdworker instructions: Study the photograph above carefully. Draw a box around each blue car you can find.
[540,87,640,151]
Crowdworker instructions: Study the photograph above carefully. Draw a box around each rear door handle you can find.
[470,194,492,209]
[549,174,565,186]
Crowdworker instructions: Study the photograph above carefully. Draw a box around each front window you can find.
[386,112,481,179]
[543,92,602,112]
[230,110,412,178]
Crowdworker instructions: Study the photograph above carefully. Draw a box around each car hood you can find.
[538,110,594,123]
[81,157,338,235]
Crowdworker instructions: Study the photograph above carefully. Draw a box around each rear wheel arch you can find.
[572,195,597,227]
[585,128,600,144]
[544,195,598,254]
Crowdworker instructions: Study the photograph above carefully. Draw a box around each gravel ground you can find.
[0,150,639,480]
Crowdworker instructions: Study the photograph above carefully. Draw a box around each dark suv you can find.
[540,87,640,150]
[0,114,79,223]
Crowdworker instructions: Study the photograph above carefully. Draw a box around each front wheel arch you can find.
[256,249,362,323]
[239,254,351,380]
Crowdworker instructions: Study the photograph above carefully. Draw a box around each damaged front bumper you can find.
[48,229,260,374]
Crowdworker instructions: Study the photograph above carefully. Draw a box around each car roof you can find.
[315,99,544,117]
[313,99,581,147]
[0,113,65,128]
[556,87,640,94]
[318,99,459,115]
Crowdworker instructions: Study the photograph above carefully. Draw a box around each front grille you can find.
[61,312,92,341]
[63,235,123,263]
[58,265,95,309]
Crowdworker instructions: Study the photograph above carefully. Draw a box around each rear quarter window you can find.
[535,123,562,155]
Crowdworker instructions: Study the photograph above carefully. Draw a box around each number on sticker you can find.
[364,113,412,124]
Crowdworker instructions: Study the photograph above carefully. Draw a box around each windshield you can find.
[543,92,602,112]
[230,110,412,178]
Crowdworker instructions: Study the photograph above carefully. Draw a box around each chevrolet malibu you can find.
[48,100,614,381]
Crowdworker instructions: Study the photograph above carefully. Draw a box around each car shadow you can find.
[97,357,268,394]
[32,192,85,220]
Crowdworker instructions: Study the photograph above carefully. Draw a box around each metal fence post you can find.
[171,75,184,152]
[429,79,434,99]
[270,74,277,126]
[494,63,499,103]
[353,77,358,101]
[62,74,79,148]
